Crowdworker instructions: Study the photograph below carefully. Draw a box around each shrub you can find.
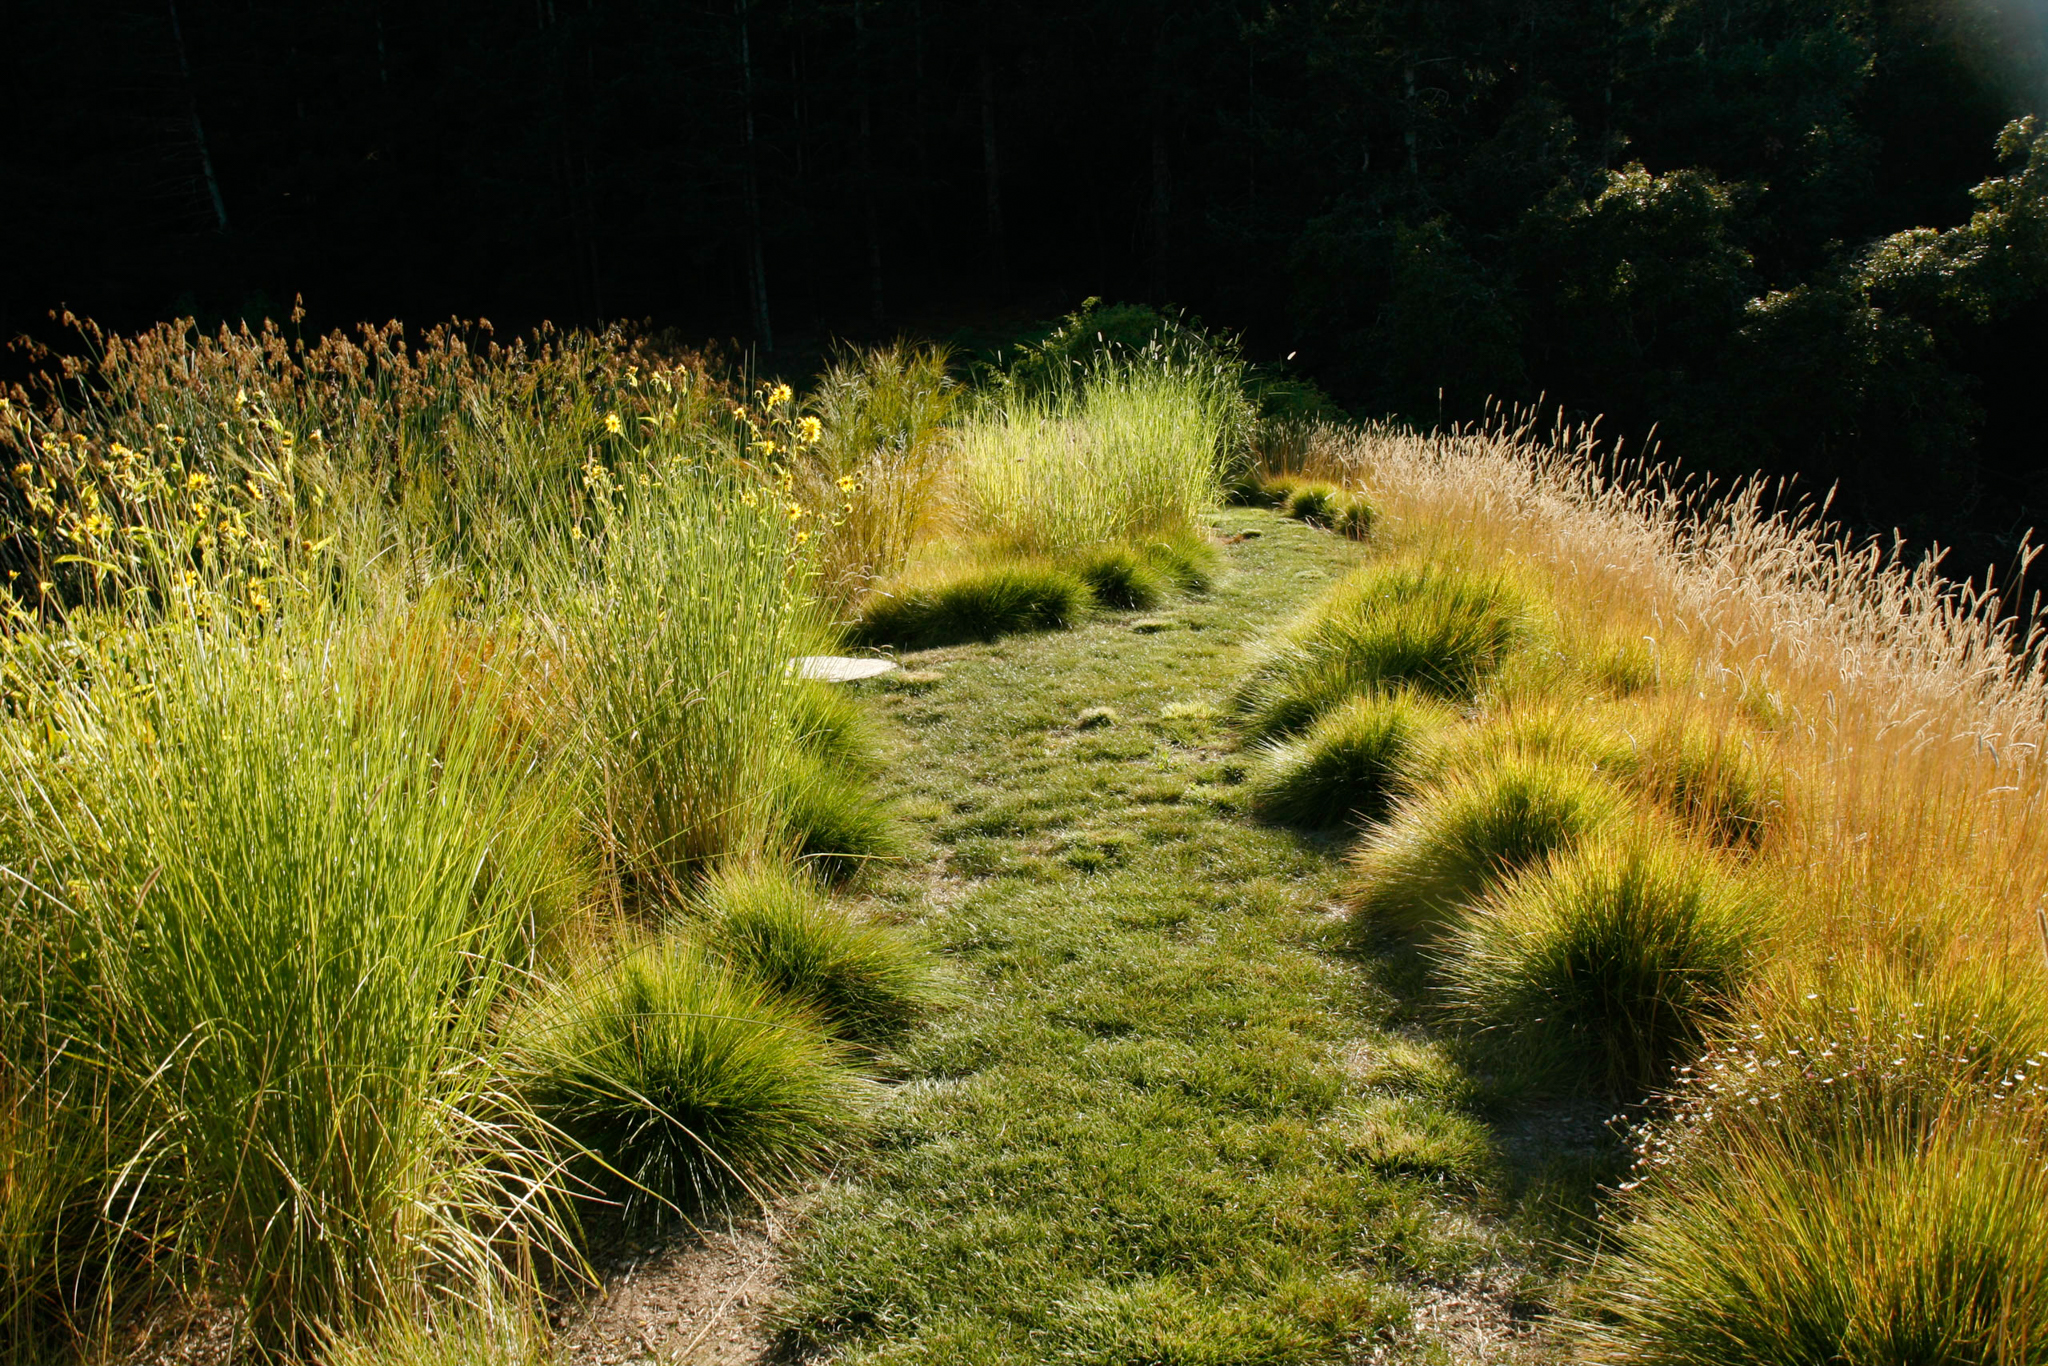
[519,940,868,1219]
[1234,563,1527,738]
[852,562,1093,648]
[1440,835,1764,1095]
[1567,1104,2048,1366]
[778,753,902,883]
[1334,495,1377,540]
[694,865,940,1042]
[1062,543,1170,610]
[1346,755,1629,935]
[1248,692,1454,829]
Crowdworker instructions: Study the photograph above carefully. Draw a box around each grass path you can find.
[779,510,1579,1364]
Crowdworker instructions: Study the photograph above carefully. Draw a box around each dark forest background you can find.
[6,0,2048,572]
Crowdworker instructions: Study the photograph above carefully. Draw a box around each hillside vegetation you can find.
[2,308,2046,1363]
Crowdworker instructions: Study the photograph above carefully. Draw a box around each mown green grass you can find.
[776,510,1568,1364]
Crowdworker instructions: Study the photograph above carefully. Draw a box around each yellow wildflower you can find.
[836,474,858,492]
[604,413,623,435]
[785,502,805,521]
[799,416,823,444]
[740,487,759,507]
[186,470,210,491]
[768,382,793,407]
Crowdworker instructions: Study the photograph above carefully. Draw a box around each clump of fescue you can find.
[1346,755,1629,935]
[1441,834,1765,1096]
[518,940,869,1220]
[1061,543,1170,610]
[1566,1102,2048,1366]
[1587,637,1661,695]
[852,561,1093,649]
[1233,563,1528,739]
[1248,692,1455,830]
[786,678,884,776]
[777,752,902,884]
[693,864,941,1043]
[1138,529,1221,593]
[1282,482,1342,526]
[1608,720,1784,850]
[1334,495,1377,540]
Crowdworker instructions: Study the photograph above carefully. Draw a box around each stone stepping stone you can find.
[791,656,898,682]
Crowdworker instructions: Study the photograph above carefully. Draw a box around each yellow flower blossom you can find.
[186,471,210,491]
[604,413,623,435]
[785,502,805,521]
[798,416,823,444]
[740,487,759,507]
[836,474,858,492]
[767,382,793,407]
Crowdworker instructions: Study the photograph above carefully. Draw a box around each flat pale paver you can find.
[791,656,898,682]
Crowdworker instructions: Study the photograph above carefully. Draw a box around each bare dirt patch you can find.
[553,1201,807,1365]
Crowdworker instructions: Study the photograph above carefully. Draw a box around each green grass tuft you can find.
[786,678,884,776]
[1234,562,1528,738]
[1440,834,1764,1095]
[1346,754,1629,935]
[519,940,868,1219]
[1338,1095,1496,1187]
[1567,1104,2048,1366]
[1334,495,1377,540]
[853,562,1094,649]
[1139,529,1222,593]
[693,864,941,1043]
[1248,691,1454,830]
[1061,543,1170,610]
[1282,482,1342,526]
[778,752,902,883]
[1611,723,1784,849]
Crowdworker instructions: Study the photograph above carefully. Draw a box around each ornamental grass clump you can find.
[1282,482,1343,526]
[1233,563,1527,739]
[1248,692,1456,830]
[518,939,869,1220]
[0,602,578,1354]
[953,357,1227,555]
[1608,717,1784,850]
[552,462,814,893]
[1440,834,1766,1095]
[1567,1099,2048,1366]
[694,864,941,1043]
[1346,754,1629,935]
[852,561,1093,649]
[1061,542,1171,610]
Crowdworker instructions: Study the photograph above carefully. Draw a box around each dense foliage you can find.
[8,0,2048,556]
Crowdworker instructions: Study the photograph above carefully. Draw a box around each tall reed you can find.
[0,597,578,1355]
[953,357,1227,555]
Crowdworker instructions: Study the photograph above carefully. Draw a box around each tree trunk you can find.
[168,0,228,233]
[855,0,885,326]
[738,0,773,350]
[978,11,1006,292]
